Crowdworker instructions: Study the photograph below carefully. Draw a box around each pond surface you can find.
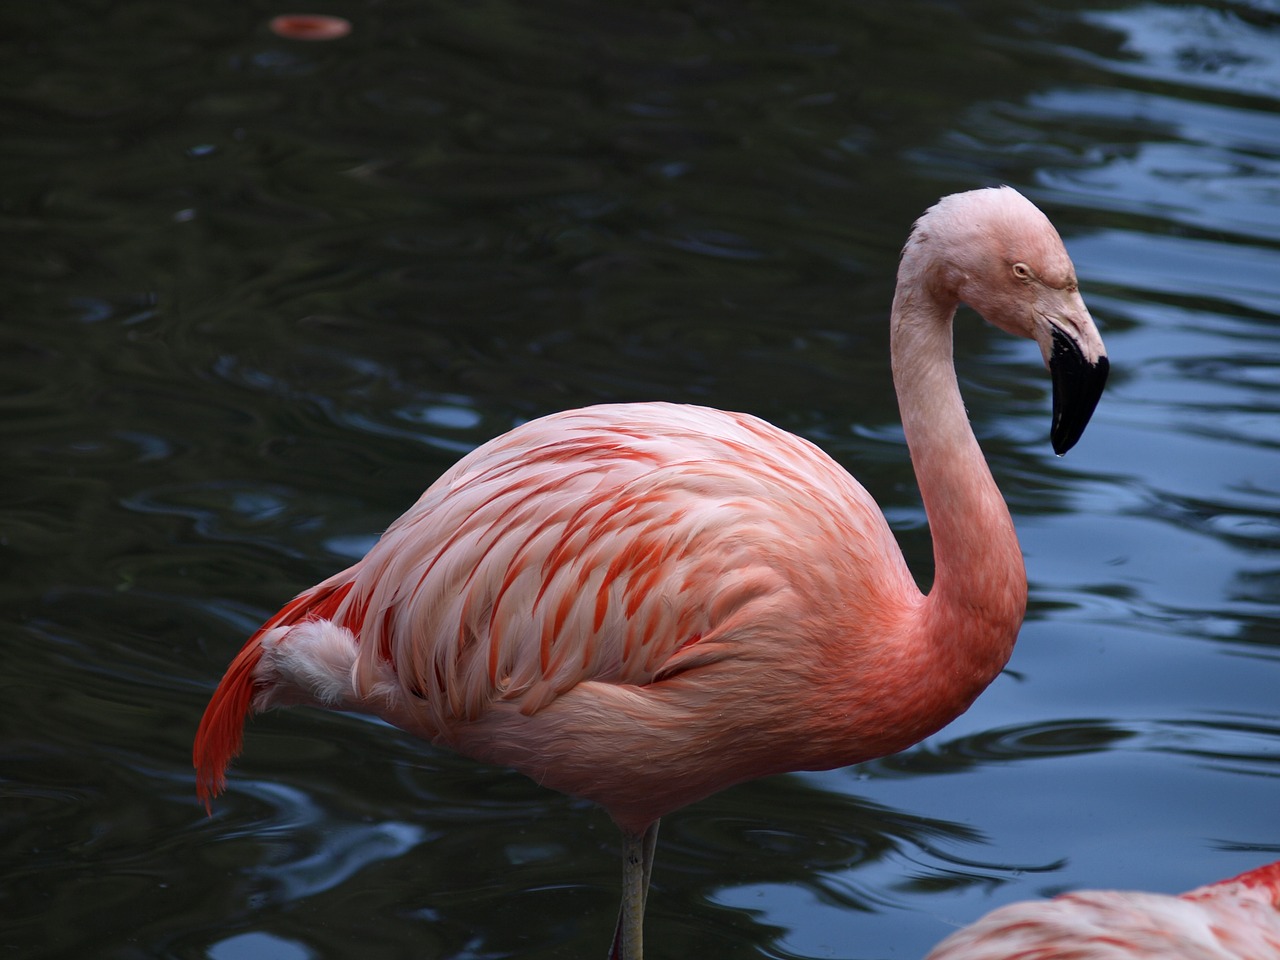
[3,1,1279,958]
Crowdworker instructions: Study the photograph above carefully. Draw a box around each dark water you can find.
[4,1,1279,957]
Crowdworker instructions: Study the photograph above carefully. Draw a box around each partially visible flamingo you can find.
[925,860,1280,959]
[194,187,1109,959]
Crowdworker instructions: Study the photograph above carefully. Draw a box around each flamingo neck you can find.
[889,278,1027,684]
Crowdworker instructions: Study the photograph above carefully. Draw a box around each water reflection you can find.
[1080,4,1280,99]
[881,719,1136,775]
[217,781,430,903]
[3,0,1280,958]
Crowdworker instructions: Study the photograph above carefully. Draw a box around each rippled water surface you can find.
[4,2,1279,958]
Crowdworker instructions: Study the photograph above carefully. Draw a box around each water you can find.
[3,1,1278,957]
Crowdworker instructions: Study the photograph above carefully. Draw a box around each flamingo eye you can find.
[1012,262,1034,282]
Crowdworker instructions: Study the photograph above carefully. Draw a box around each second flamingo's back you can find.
[924,861,1280,960]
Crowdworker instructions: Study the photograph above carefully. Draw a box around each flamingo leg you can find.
[608,820,660,960]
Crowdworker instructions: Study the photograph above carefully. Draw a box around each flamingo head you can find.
[908,186,1110,454]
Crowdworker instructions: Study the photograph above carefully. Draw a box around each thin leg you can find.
[608,819,660,960]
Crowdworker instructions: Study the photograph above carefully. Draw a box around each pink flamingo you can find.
[194,187,1108,959]
[925,861,1280,959]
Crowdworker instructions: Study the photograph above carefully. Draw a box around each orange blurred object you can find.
[267,14,352,40]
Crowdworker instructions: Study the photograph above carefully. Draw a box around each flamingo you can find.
[924,860,1280,959]
[193,186,1109,959]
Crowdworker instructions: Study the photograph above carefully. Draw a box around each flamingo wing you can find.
[331,402,897,723]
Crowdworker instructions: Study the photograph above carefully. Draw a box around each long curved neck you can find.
[889,277,1027,668]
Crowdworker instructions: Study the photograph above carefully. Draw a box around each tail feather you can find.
[193,580,358,812]
[193,634,265,812]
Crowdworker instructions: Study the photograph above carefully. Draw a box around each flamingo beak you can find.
[1048,325,1109,455]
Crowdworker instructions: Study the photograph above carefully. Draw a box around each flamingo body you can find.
[194,187,1109,958]
[925,861,1280,960]
[196,402,997,832]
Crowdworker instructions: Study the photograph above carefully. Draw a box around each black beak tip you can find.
[1049,328,1109,456]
